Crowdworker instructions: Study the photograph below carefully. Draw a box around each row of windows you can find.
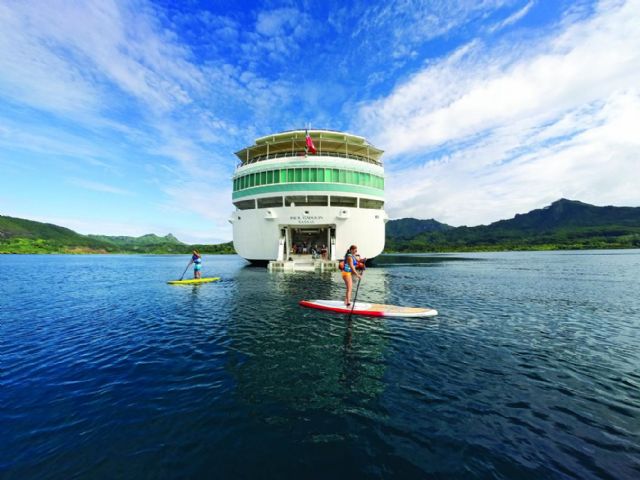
[233,195,384,210]
[233,168,384,191]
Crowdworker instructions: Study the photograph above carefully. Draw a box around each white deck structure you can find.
[230,129,387,268]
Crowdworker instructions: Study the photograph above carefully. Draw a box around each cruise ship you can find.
[230,129,387,267]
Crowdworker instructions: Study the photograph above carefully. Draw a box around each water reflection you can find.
[375,253,482,266]
[225,266,391,419]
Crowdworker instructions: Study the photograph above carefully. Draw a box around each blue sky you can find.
[0,0,638,243]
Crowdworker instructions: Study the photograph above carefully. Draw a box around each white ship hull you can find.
[231,204,387,263]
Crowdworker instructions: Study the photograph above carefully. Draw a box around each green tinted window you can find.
[359,198,384,209]
[302,168,309,182]
[287,169,295,182]
[309,168,317,182]
[295,169,302,182]
[339,170,346,183]
[280,170,287,183]
[273,170,279,183]
[260,171,266,185]
[266,171,273,184]
[318,168,326,182]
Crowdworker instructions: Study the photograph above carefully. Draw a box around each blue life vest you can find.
[192,254,201,264]
[344,253,355,273]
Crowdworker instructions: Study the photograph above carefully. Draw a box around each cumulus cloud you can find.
[357,0,640,224]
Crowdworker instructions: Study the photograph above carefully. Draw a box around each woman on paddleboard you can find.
[188,250,202,279]
[342,245,362,306]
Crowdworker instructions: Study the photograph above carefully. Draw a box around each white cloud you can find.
[358,0,640,224]
[488,0,534,33]
[68,178,134,196]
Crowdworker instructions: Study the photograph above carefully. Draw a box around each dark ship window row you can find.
[233,196,384,210]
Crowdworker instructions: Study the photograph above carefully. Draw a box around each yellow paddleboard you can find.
[167,277,220,285]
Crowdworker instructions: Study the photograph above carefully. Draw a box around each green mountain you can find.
[385,199,640,252]
[3,198,639,254]
[385,218,453,239]
[86,233,187,253]
[88,233,183,246]
[0,215,234,254]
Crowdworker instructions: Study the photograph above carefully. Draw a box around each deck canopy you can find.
[234,129,384,166]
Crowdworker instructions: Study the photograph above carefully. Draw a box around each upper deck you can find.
[234,129,384,166]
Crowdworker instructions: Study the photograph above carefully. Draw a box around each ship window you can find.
[280,170,287,183]
[332,169,339,182]
[257,196,283,208]
[307,195,328,206]
[287,169,295,182]
[317,168,325,182]
[295,169,302,182]
[330,196,357,207]
[285,195,307,206]
[249,173,255,187]
[302,168,310,182]
[266,170,273,184]
[234,199,255,210]
[272,169,280,184]
[260,171,267,185]
[309,168,317,182]
[233,178,237,191]
[339,170,346,183]
[360,198,384,209]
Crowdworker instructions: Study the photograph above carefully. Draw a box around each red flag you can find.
[305,129,317,154]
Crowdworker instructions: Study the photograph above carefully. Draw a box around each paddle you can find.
[348,271,363,321]
[178,261,191,281]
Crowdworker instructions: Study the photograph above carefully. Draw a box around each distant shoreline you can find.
[3,245,639,255]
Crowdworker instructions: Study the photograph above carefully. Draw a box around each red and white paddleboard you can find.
[299,300,438,318]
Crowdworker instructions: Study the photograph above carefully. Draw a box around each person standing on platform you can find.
[342,245,362,306]
[188,250,202,279]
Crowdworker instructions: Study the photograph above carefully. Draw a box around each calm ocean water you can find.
[1,251,639,479]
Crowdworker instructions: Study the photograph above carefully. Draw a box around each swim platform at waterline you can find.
[2,251,639,478]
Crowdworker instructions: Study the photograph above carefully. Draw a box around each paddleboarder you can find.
[188,250,202,279]
[342,245,362,306]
